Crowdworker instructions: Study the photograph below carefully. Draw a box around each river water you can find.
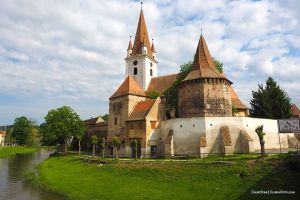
[0,149,64,200]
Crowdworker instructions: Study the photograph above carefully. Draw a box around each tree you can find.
[163,61,193,118]
[91,134,98,158]
[43,106,84,154]
[11,116,34,146]
[146,90,161,99]
[131,139,138,160]
[255,125,265,157]
[100,114,109,121]
[26,128,40,147]
[250,77,292,119]
[40,123,56,146]
[99,137,106,158]
[213,58,223,73]
[112,136,121,159]
[74,120,85,156]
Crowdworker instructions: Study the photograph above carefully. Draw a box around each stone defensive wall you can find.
[156,117,296,156]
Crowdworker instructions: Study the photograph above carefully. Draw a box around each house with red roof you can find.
[291,104,300,118]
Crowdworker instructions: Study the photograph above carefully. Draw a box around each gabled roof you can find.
[110,76,146,99]
[229,86,248,110]
[147,74,178,94]
[291,104,300,117]
[127,99,157,121]
[132,9,152,57]
[85,116,107,125]
[184,34,230,82]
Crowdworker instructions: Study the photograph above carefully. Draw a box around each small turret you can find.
[127,36,133,57]
[151,39,156,60]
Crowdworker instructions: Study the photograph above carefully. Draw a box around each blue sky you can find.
[0,0,300,125]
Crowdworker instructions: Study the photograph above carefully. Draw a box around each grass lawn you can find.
[35,155,300,200]
[0,146,39,158]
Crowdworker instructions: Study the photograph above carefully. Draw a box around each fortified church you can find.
[89,6,297,158]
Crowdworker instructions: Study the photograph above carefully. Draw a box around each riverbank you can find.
[33,154,299,200]
[0,146,39,158]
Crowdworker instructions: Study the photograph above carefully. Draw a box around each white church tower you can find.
[125,6,158,90]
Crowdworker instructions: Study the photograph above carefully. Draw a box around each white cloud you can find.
[0,0,299,124]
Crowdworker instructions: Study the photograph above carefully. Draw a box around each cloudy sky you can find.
[0,0,299,125]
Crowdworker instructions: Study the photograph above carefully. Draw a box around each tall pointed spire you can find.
[184,34,230,82]
[132,5,152,56]
[193,34,216,71]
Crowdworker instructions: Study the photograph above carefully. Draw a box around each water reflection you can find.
[0,149,64,200]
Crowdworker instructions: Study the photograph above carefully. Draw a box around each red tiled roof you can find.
[132,9,152,57]
[229,86,248,110]
[110,76,146,99]
[184,35,231,83]
[291,104,300,117]
[147,74,178,94]
[128,99,157,121]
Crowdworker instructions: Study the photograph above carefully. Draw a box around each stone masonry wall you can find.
[178,79,205,118]
[178,78,232,118]
[108,95,146,137]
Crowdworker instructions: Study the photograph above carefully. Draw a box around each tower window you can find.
[150,69,153,76]
[150,62,153,67]
[114,118,118,125]
[133,60,138,66]
[134,67,138,75]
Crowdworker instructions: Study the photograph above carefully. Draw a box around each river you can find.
[0,149,64,200]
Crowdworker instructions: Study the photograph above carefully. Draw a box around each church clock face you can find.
[133,60,138,66]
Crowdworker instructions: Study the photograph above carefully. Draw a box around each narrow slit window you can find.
[134,67,138,75]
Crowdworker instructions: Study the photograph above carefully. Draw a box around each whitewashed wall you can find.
[157,117,294,155]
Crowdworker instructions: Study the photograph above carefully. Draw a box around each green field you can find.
[33,155,300,200]
[0,146,39,158]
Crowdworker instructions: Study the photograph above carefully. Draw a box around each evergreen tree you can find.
[250,77,291,119]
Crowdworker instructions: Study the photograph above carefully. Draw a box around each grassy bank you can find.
[34,155,300,200]
[0,146,39,158]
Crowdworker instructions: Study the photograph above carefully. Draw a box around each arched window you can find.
[150,69,153,76]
